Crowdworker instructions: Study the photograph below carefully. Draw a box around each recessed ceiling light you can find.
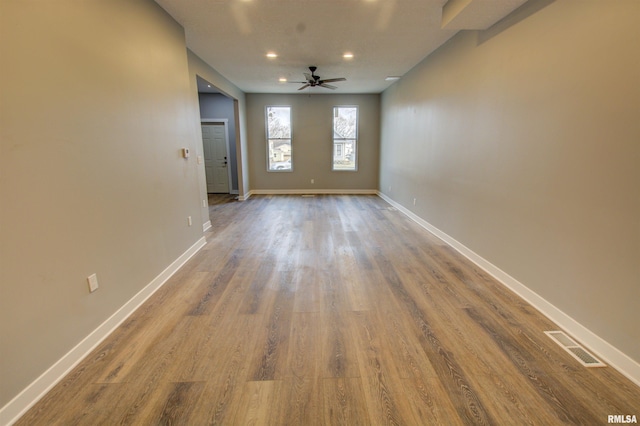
[385,76,401,81]
[343,53,354,59]
[266,52,278,58]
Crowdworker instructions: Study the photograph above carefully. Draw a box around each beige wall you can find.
[246,94,380,191]
[0,0,206,407]
[380,0,640,362]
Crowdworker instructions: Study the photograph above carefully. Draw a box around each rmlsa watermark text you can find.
[608,415,637,424]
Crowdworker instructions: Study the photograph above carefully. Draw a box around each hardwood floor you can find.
[17,195,639,425]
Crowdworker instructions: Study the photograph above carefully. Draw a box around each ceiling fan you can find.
[291,66,346,90]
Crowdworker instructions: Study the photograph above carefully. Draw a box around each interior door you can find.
[202,123,229,193]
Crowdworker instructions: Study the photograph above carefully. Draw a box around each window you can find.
[332,106,358,171]
[266,106,292,171]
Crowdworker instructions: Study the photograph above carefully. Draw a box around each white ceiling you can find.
[155,0,528,94]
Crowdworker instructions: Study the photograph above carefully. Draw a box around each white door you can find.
[202,123,229,193]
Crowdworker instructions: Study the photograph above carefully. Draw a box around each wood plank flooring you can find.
[17,195,640,425]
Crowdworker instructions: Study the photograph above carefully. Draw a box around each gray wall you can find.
[246,94,380,191]
[379,0,640,362]
[199,93,239,192]
[0,0,206,407]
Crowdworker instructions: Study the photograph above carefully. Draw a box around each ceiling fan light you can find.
[279,78,287,82]
[343,52,354,59]
[266,52,277,58]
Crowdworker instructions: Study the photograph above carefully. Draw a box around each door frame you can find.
[201,119,232,194]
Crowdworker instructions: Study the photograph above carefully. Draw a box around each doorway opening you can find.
[196,76,239,196]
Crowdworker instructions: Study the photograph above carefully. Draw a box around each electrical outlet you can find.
[311,179,315,184]
[413,198,417,206]
[187,216,192,226]
[202,199,206,208]
[87,273,99,293]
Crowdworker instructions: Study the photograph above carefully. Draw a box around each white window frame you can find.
[332,106,358,172]
[266,105,292,172]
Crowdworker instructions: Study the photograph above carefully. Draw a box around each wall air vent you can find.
[544,331,606,367]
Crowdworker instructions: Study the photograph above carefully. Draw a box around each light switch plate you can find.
[87,273,99,293]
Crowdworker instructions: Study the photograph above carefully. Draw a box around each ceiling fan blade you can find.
[288,81,307,84]
[320,77,346,83]
[319,83,337,90]
[298,83,310,91]
[303,73,312,81]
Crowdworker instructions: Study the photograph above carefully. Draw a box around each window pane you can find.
[333,107,357,171]
[268,139,292,171]
[333,107,357,139]
[332,139,356,170]
[267,107,291,138]
[266,106,292,171]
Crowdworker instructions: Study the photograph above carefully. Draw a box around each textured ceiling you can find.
[154,0,528,94]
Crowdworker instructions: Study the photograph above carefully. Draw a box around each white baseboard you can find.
[248,189,378,196]
[377,191,640,387]
[202,220,212,232]
[0,237,207,426]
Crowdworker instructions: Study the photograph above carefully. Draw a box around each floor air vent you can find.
[544,331,606,367]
